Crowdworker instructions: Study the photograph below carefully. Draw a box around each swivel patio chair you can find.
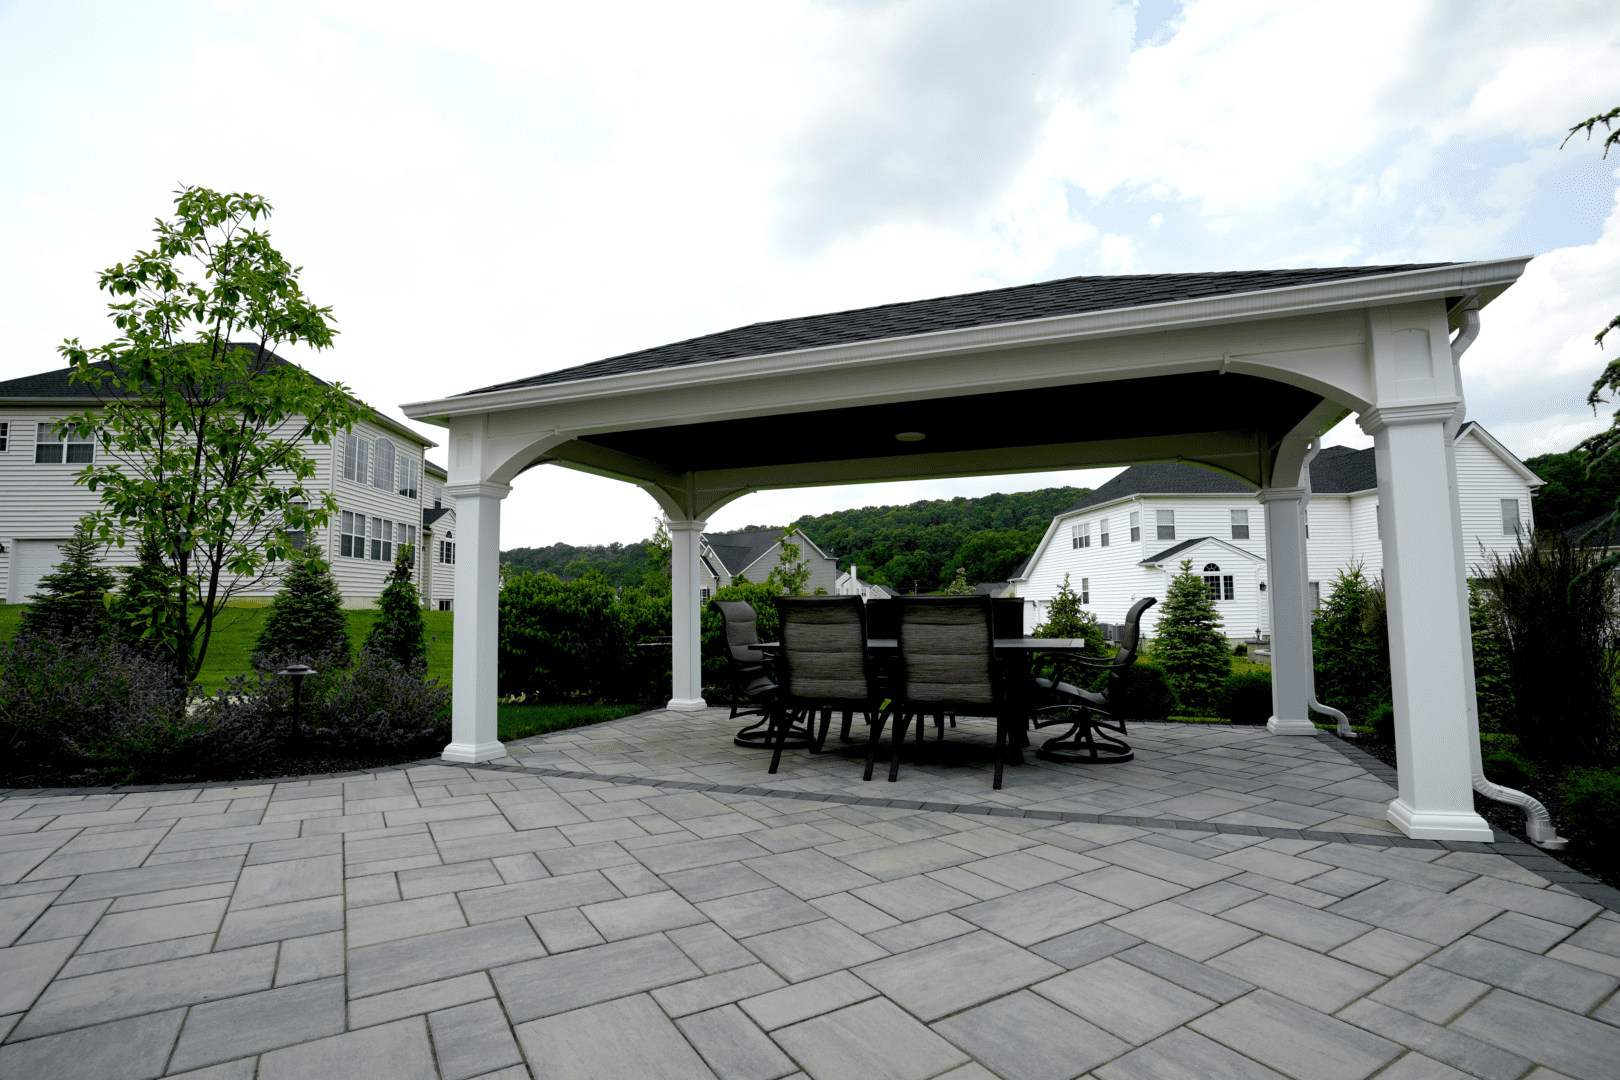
[1029,596,1156,765]
[711,599,808,752]
[875,594,1019,789]
[766,596,885,774]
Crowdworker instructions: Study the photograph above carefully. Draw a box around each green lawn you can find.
[497,702,646,741]
[0,604,454,693]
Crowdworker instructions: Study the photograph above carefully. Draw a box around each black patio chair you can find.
[876,594,1020,789]
[766,596,885,774]
[711,599,808,752]
[1029,596,1157,765]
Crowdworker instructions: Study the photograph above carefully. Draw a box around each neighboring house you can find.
[1012,423,1540,640]
[0,351,456,608]
[835,564,898,600]
[421,460,457,611]
[699,528,838,600]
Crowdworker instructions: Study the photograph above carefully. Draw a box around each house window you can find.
[1501,498,1521,536]
[1231,509,1249,540]
[1099,518,1109,547]
[1080,577,1090,605]
[1309,581,1321,609]
[285,501,308,551]
[371,517,394,562]
[701,587,712,602]
[372,438,396,493]
[1304,511,1310,539]
[432,484,443,509]
[438,599,452,611]
[344,434,369,484]
[1071,522,1089,549]
[341,511,366,558]
[1156,510,1175,541]
[1224,576,1234,600]
[1203,564,1222,602]
[1129,511,1140,542]
[398,522,417,555]
[0,421,8,451]
[439,539,456,565]
[398,457,420,500]
[34,422,94,464]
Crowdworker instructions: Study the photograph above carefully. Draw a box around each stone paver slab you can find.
[699,888,825,938]
[934,989,1130,1080]
[581,890,708,940]
[1208,936,1384,1013]
[853,930,1061,1021]
[1094,1027,1289,1080]
[494,933,704,1021]
[456,869,621,924]
[1189,989,1402,1080]
[168,976,345,1071]
[1106,901,1259,961]
[773,998,969,1080]
[743,918,889,983]
[348,918,545,998]
[1368,963,1492,1025]
[1328,880,1500,946]
[677,1003,798,1080]
[515,993,719,1080]
[429,998,525,1080]
[738,969,878,1030]
[1216,895,1370,953]
[955,882,1127,946]
[348,972,496,1029]
[0,1007,185,1080]
[1427,936,1619,1014]
[258,1015,437,1080]
[229,854,342,910]
[1035,956,1218,1045]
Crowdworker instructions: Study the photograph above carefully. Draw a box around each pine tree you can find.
[257,550,351,667]
[1312,565,1389,721]
[109,534,185,663]
[365,544,427,668]
[1031,574,1105,656]
[1153,559,1230,713]
[17,517,116,641]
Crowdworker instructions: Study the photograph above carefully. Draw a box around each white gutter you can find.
[403,258,1532,423]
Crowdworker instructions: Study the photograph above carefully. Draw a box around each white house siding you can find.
[317,419,437,609]
[1303,497,1355,604]
[1347,494,1383,581]
[1455,429,1533,575]
[0,405,447,608]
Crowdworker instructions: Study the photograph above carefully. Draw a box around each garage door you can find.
[13,540,66,604]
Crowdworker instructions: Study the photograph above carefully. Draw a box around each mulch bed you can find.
[0,742,446,791]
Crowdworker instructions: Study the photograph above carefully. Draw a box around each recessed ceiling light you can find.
[895,431,926,442]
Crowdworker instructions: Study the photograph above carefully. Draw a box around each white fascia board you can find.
[1457,422,1544,487]
[1139,536,1265,567]
[402,258,1531,424]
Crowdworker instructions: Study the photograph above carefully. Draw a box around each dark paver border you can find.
[6,709,1618,912]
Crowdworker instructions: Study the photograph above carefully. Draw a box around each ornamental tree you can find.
[1031,573,1105,657]
[55,186,366,683]
[1153,559,1230,713]
[257,550,351,668]
[365,545,427,670]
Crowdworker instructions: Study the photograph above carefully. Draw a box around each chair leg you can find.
[814,708,833,753]
[888,712,912,782]
[993,717,1007,790]
[863,710,889,782]
[935,712,945,741]
[768,706,793,774]
[841,710,853,742]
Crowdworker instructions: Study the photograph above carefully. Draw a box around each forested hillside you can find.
[787,487,1086,591]
[1524,447,1620,534]
[501,540,659,587]
[500,486,1088,592]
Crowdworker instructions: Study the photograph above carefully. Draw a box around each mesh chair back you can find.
[865,599,898,640]
[894,595,996,709]
[774,596,871,705]
[992,598,1024,639]
[712,600,766,663]
[1110,596,1157,671]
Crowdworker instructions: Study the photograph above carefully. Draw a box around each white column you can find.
[1260,487,1317,735]
[666,517,708,712]
[442,481,510,763]
[1362,403,1492,840]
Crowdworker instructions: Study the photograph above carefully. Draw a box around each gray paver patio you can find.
[0,708,1616,1078]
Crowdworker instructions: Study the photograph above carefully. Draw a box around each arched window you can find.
[1202,563,1220,572]
[372,438,396,492]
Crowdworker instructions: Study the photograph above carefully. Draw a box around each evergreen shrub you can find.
[1215,671,1272,724]
[17,518,116,643]
[499,570,625,701]
[1369,702,1395,744]
[1481,747,1535,790]
[1312,565,1390,723]
[1561,768,1620,852]
[257,551,350,668]
[1103,663,1179,720]
[1152,560,1230,714]
[366,545,428,670]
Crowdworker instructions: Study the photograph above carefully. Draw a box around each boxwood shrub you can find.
[1216,671,1272,724]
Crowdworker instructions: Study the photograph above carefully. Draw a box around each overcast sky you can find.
[3,0,1619,547]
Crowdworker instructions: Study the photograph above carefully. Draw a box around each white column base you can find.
[441,741,509,764]
[1267,716,1319,736]
[1386,798,1494,842]
[666,697,709,713]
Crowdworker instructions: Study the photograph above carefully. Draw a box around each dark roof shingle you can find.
[468,264,1449,395]
[0,344,329,400]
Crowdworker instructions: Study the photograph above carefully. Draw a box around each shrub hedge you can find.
[1561,767,1620,854]
[1215,671,1272,725]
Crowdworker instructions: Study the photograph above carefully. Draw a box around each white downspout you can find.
[1297,439,1354,737]
[1447,301,1566,849]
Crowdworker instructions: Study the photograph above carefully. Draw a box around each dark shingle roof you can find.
[0,344,329,399]
[1140,537,1214,564]
[1061,444,1378,515]
[423,507,452,527]
[468,265,1448,395]
[703,530,785,577]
